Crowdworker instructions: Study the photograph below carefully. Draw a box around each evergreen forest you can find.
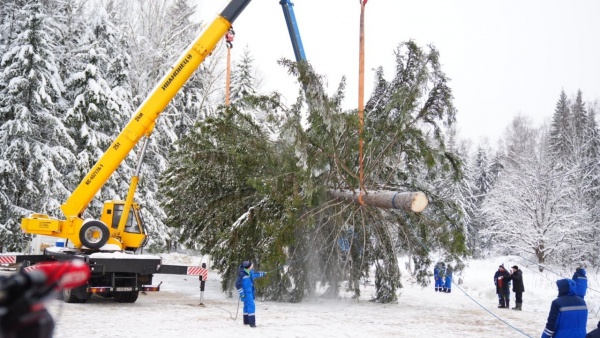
[1,0,598,303]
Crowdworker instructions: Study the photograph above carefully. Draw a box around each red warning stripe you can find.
[0,256,16,265]
[186,267,208,280]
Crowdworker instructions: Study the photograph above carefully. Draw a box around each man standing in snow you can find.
[503,265,524,310]
[434,262,445,292]
[235,261,266,328]
[572,266,588,300]
[444,265,453,293]
[494,264,511,308]
[541,278,587,338]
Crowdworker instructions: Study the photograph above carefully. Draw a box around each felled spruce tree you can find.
[161,41,467,304]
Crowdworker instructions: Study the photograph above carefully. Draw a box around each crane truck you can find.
[0,0,253,304]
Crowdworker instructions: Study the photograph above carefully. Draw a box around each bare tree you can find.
[482,119,579,267]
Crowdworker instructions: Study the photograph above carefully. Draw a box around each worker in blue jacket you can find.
[572,267,588,300]
[541,278,587,338]
[235,261,266,328]
[434,262,446,292]
[444,265,453,293]
[433,263,442,292]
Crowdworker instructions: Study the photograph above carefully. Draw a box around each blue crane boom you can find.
[279,0,306,62]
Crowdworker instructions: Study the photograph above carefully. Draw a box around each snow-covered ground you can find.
[4,254,600,337]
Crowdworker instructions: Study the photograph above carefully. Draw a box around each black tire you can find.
[114,291,139,303]
[79,220,110,249]
[63,286,88,303]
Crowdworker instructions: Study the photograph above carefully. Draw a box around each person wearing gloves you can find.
[503,265,524,311]
[541,278,587,338]
[494,264,511,308]
[572,266,588,300]
[434,262,445,292]
[235,260,266,328]
[444,265,453,293]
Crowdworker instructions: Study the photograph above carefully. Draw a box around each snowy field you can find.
[3,253,599,338]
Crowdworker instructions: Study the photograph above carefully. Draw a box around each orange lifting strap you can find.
[225,28,235,106]
[358,0,367,205]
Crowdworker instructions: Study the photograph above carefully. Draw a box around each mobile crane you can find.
[1,0,253,304]
[21,0,251,250]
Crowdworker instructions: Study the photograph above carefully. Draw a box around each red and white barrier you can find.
[0,256,16,265]
[186,267,208,281]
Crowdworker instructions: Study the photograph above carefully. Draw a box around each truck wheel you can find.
[114,291,139,303]
[79,220,110,249]
[63,287,88,303]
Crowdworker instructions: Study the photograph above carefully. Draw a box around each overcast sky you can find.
[198,0,600,145]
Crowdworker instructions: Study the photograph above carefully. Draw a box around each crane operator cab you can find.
[97,200,147,251]
[110,203,142,234]
[81,200,146,251]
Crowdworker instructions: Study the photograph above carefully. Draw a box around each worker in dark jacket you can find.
[504,265,524,310]
[235,261,266,328]
[494,264,511,308]
[588,321,600,338]
[572,267,588,300]
[541,278,587,338]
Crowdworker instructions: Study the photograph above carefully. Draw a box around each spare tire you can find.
[79,220,110,249]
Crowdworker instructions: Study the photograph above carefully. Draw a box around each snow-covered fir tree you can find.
[472,146,492,200]
[571,90,587,146]
[545,90,597,265]
[62,8,133,217]
[0,0,24,52]
[549,90,571,159]
[0,1,74,250]
[46,0,90,83]
[230,46,257,106]
[467,143,495,257]
[585,101,600,265]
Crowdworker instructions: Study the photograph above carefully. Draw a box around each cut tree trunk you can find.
[328,189,428,212]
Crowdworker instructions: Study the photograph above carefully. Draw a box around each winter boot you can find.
[512,302,522,311]
[442,287,447,292]
[498,298,505,308]
[243,315,249,325]
[446,288,451,293]
[248,315,256,328]
[505,300,510,309]
[435,287,439,292]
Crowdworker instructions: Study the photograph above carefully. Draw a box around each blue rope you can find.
[214,297,241,321]
[265,254,310,274]
[452,282,533,337]
[407,228,533,336]
[514,255,600,295]
[509,255,600,318]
